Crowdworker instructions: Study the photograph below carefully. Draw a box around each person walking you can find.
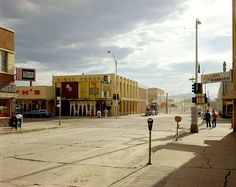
[212,110,217,128]
[204,110,211,128]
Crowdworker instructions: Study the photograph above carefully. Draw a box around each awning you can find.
[222,89,236,100]
[0,92,18,99]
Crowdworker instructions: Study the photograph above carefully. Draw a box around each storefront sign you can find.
[16,68,36,81]
[201,71,230,84]
[16,89,40,95]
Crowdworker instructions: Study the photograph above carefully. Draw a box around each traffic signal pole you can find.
[191,19,201,133]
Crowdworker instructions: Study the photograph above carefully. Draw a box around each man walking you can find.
[204,110,211,128]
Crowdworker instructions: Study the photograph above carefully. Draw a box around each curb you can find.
[0,126,59,135]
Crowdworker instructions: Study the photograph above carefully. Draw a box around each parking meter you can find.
[147,118,153,131]
[147,118,153,165]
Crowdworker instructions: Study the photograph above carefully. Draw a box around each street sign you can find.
[195,94,207,105]
[201,71,230,84]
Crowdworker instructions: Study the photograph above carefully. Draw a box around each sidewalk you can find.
[0,119,60,135]
[123,120,236,187]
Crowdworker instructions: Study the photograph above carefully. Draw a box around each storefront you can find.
[0,93,16,117]
[15,86,54,113]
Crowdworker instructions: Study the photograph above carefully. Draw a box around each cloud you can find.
[0,0,232,97]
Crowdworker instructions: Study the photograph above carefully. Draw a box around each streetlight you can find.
[191,18,201,133]
[195,18,201,83]
[107,50,118,118]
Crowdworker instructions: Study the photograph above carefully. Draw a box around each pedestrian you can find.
[204,110,211,128]
[212,110,217,128]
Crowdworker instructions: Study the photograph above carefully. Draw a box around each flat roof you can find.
[0,26,15,33]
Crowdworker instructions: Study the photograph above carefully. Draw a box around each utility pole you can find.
[166,93,168,114]
[191,18,201,133]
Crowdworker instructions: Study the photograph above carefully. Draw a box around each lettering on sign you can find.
[16,68,36,81]
[16,89,41,95]
[201,71,230,84]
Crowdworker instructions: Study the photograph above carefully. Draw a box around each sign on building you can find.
[16,68,36,81]
[201,71,231,84]
[61,82,78,98]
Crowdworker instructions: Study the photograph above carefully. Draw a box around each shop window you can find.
[0,99,10,117]
[0,51,7,72]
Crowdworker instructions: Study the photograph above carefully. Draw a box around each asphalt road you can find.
[0,113,193,187]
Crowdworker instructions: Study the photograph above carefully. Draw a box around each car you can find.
[23,109,53,118]
[145,108,155,116]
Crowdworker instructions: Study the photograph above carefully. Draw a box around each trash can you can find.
[97,110,101,118]
[104,109,108,118]
[9,114,23,129]
[9,116,18,129]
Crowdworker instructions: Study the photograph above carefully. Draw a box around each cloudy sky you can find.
[0,0,232,98]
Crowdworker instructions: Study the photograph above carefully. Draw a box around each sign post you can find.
[174,116,182,141]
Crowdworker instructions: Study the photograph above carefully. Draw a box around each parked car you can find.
[23,109,53,118]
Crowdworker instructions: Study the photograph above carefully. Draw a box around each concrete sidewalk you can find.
[0,119,60,135]
[122,120,236,187]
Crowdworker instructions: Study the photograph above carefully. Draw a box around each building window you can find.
[0,51,7,72]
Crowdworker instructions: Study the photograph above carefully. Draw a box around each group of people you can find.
[204,109,217,128]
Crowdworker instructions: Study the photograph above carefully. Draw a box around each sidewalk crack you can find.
[203,149,212,169]
[223,169,231,187]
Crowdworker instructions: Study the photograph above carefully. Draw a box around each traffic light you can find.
[192,83,202,94]
[192,83,197,93]
[204,94,208,104]
[196,83,203,94]
[56,97,61,107]
[192,97,196,103]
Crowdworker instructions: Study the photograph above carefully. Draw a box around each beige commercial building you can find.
[15,86,54,114]
[52,73,147,117]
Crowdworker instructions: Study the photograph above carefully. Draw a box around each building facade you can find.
[52,73,147,116]
[15,86,54,114]
[216,81,233,118]
[148,88,165,110]
[0,27,16,123]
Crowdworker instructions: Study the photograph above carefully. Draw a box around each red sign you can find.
[61,82,78,98]
[16,89,41,95]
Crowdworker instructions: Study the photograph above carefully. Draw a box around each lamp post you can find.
[191,18,201,133]
[195,18,201,84]
[107,50,118,118]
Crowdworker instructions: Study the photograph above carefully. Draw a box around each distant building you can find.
[0,27,16,124]
[148,88,165,108]
[52,73,147,116]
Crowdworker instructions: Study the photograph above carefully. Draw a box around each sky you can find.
[0,0,232,98]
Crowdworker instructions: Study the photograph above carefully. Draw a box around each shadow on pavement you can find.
[135,131,236,187]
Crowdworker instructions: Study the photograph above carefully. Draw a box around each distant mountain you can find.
[168,93,194,100]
